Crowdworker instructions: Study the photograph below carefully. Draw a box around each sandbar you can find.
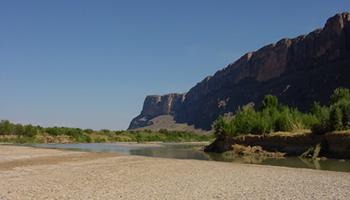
[0,145,349,199]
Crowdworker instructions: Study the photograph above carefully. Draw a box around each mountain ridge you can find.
[128,12,350,132]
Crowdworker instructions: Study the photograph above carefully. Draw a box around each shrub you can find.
[251,116,268,135]
[260,94,278,111]
[115,131,123,135]
[329,100,350,131]
[23,125,37,138]
[331,87,350,104]
[83,128,94,134]
[80,134,92,143]
[135,133,143,142]
[14,123,24,136]
[101,129,110,134]
[311,106,330,134]
[46,127,60,136]
[233,107,251,134]
[214,116,230,137]
[65,128,83,140]
[310,102,321,116]
[274,111,293,132]
[94,137,106,143]
[0,119,14,135]
[159,129,169,135]
[213,94,326,138]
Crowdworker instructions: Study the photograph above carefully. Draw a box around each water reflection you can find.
[203,152,350,172]
[16,143,350,172]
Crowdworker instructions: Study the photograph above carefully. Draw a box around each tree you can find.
[0,119,12,135]
[23,124,37,138]
[260,94,278,111]
[310,102,321,116]
[14,123,24,136]
[331,87,350,104]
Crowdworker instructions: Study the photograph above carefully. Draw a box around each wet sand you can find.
[1,145,349,199]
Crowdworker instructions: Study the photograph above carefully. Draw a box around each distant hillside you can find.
[128,12,350,133]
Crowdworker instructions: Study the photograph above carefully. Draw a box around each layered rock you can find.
[128,93,185,130]
[184,12,350,104]
[141,93,186,116]
[129,12,350,131]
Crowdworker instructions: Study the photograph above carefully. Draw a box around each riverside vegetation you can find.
[0,122,214,144]
[210,87,350,158]
[213,87,350,137]
[1,87,349,147]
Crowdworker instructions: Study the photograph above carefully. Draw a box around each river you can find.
[17,142,350,172]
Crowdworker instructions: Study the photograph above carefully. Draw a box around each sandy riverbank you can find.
[1,145,349,199]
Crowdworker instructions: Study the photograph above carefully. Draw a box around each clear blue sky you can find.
[1,0,348,130]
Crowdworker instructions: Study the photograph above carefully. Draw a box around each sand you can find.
[1,145,349,199]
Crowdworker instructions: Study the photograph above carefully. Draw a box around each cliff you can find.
[128,93,186,130]
[128,12,350,132]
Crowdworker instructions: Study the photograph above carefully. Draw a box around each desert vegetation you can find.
[213,87,350,138]
[0,120,213,144]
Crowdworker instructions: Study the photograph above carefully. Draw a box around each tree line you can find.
[213,87,350,138]
[0,120,213,143]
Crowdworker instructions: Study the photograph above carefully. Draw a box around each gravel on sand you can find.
[1,145,349,199]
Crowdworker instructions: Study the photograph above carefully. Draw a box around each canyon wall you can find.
[129,12,350,131]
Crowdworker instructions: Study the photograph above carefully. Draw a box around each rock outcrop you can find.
[128,93,186,130]
[128,12,350,132]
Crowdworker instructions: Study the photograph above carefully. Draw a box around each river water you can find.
[18,143,350,173]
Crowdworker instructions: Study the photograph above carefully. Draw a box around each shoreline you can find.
[204,133,350,159]
[1,145,350,199]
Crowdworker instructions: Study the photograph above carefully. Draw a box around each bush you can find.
[46,127,60,136]
[311,88,350,134]
[80,134,92,143]
[251,116,268,135]
[115,131,123,135]
[0,119,14,135]
[94,137,106,143]
[260,94,278,111]
[101,129,110,134]
[213,116,233,138]
[329,100,350,131]
[83,128,94,134]
[65,128,83,140]
[213,94,322,138]
[14,123,24,136]
[159,129,169,135]
[331,87,350,104]
[274,111,293,132]
[23,125,37,138]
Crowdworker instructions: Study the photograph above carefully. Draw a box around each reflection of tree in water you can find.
[203,151,350,172]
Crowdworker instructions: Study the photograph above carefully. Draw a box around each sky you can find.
[1,0,349,131]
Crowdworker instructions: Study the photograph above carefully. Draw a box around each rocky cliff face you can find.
[141,93,186,116]
[129,12,350,131]
[128,93,185,129]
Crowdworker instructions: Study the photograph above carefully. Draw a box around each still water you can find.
[18,143,350,173]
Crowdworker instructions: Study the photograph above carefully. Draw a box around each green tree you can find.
[329,100,350,131]
[214,116,231,137]
[23,124,37,138]
[46,127,60,136]
[331,87,350,104]
[83,128,94,134]
[310,102,321,116]
[14,123,24,136]
[101,129,110,134]
[0,119,10,135]
[260,94,278,111]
